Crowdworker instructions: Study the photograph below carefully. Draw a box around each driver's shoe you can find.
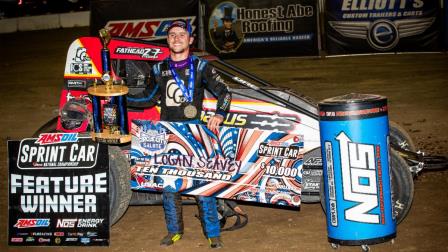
[160,233,183,246]
[208,236,224,249]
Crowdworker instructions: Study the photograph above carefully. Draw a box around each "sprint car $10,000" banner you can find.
[130,120,308,207]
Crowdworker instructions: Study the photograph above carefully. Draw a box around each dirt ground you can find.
[1,27,447,252]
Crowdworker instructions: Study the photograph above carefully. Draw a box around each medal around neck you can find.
[169,57,195,103]
[184,104,198,119]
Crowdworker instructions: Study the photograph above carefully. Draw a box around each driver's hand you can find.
[207,114,224,133]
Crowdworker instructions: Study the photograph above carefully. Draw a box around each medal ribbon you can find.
[169,57,195,103]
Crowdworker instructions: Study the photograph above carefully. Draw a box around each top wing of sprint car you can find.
[58,36,325,203]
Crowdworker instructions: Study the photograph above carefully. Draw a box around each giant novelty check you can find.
[130,120,308,207]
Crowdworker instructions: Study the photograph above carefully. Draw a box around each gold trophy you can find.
[87,28,131,144]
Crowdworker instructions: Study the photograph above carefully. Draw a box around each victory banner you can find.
[8,134,109,246]
[325,0,444,54]
[203,0,320,58]
[131,120,308,207]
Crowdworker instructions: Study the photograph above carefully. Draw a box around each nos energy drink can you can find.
[318,94,396,245]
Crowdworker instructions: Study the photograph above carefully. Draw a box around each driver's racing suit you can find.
[128,55,232,238]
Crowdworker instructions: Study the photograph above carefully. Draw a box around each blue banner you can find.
[325,0,444,54]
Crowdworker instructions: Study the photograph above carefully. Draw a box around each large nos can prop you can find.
[318,94,396,245]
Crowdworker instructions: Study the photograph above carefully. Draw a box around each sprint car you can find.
[34,35,418,226]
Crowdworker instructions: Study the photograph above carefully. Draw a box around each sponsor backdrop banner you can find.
[90,0,198,43]
[325,0,444,54]
[8,134,110,246]
[203,0,319,58]
[131,120,306,207]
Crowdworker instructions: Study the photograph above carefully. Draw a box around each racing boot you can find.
[196,196,222,248]
[208,236,224,249]
[160,233,183,246]
[161,192,184,246]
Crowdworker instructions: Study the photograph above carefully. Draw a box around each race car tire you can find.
[389,121,416,152]
[109,146,132,225]
[389,149,414,224]
[320,150,414,224]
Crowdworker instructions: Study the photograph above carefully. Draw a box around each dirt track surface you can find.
[1,28,447,252]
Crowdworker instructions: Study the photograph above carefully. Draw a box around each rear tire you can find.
[389,150,414,224]
[320,150,414,224]
[389,121,416,152]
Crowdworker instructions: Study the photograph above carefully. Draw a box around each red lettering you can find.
[37,134,49,144]
[122,22,145,38]
[139,21,160,38]
[53,134,61,143]
[14,219,36,227]
[107,23,126,37]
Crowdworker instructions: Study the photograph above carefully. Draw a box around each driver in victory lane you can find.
[127,19,232,249]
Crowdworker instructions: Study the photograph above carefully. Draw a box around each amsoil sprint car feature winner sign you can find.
[8,135,110,246]
[131,120,310,207]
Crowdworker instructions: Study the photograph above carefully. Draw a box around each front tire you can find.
[109,146,132,225]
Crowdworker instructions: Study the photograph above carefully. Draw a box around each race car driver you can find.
[128,19,231,248]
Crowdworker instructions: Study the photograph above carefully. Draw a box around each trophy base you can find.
[88,85,129,97]
[91,129,131,144]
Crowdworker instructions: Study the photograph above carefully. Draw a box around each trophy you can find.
[87,28,131,144]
